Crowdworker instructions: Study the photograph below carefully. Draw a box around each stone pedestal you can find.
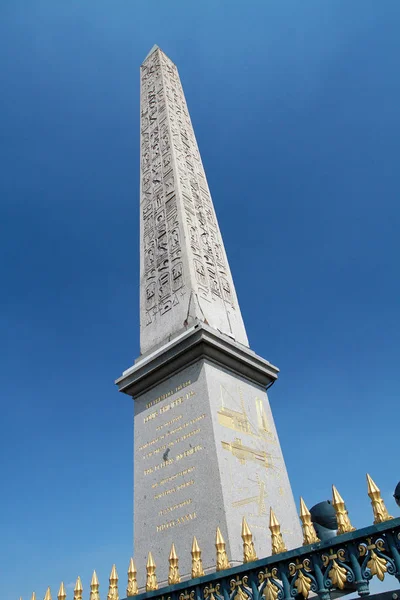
[116,324,302,588]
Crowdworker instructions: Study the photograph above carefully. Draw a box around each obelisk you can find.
[116,46,302,588]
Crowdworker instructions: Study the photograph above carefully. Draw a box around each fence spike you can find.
[299,497,320,545]
[242,517,258,563]
[73,578,82,600]
[146,552,158,592]
[216,527,231,571]
[58,583,66,600]
[269,507,287,554]
[90,570,100,600]
[367,474,393,524]
[168,543,181,585]
[44,588,52,600]
[107,565,119,600]
[191,537,205,578]
[127,559,138,597]
[332,485,356,534]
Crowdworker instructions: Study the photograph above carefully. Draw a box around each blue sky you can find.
[1,1,400,598]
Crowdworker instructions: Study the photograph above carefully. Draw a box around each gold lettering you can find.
[152,466,195,489]
[145,381,191,410]
[143,392,196,424]
[140,415,205,454]
[154,479,194,499]
[175,444,203,461]
[144,411,158,424]
[158,498,192,516]
[156,414,183,432]
[156,511,197,532]
[142,427,201,460]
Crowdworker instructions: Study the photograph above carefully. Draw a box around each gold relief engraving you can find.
[152,466,195,489]
[156,511,197,532]
[217,386,251,434]
[232,477,267,516]
[216,386,276,442]
[222,438,269,467]
[158,497,192,516]
[255,397,274,439]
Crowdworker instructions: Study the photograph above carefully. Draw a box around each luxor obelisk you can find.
[116,46,302,588]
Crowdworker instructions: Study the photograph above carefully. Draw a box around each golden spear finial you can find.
[241,517,258,562]
[215,527,231,571]
[107,565,119,600]
[31,593,36,600]
[299,497,320,545]
[44,588,52,600]
[146,552,158,591]
[366,474,393,524]
[127,559,138,596]
[332,485,356,534]
[74,578,83,600]
[168,543,181,585]
[191,536,205,578]
[58,583,67,600]
[90,571,100,600]
[269,507,287,555]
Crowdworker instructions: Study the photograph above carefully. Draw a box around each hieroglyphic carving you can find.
[158,49,234,308]
[141,49,184,324]
[141,47,245,350]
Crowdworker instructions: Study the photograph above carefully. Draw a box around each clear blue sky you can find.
[1,1,399,599]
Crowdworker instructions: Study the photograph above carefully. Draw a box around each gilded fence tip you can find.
[332,485,356,534]
[215,527,231,571]
[241,517,258,563]
[146,552,158,591]
[299,497,320,545]
[44,588,52,600]
[127,558,138,597]
[366,474,393,524]
[107,565,119,600]
[31,593,36,600]
[58,582,67,600]
[90,570,100,600]
[74,577,83,600]
[269,507,287,555]
[191,536,205,578]
[168,543,181,585]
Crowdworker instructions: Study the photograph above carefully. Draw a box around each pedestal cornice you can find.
[116,323,279,398]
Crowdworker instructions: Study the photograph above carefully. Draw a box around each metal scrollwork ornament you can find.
[258,568,283,600]
[179,592,195,600]
[288,559,317,599]
[359,538,395,582]
[229,576,252,600]
[204,584,222,600]
[321,548,354,590]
